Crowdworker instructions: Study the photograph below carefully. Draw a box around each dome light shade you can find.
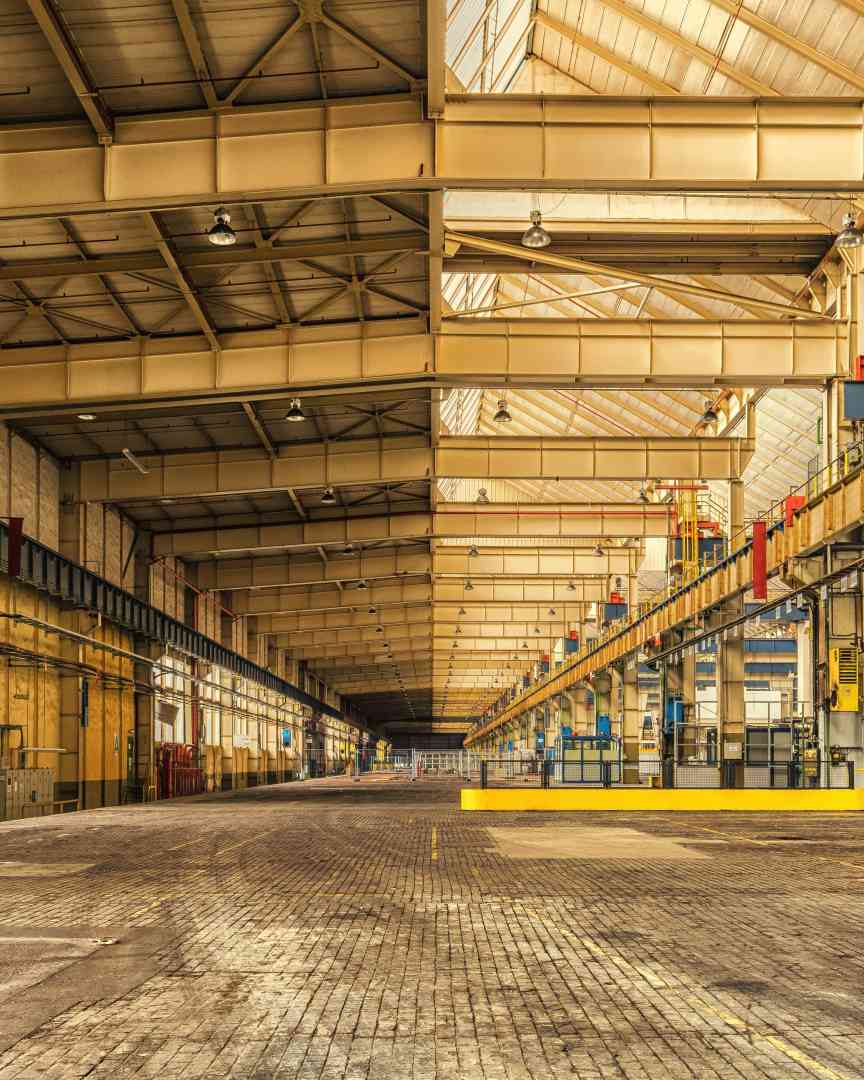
[594,544,604,557]
[836,213,864,249]
[464,579,474,591]
[702,401,719,424]
[493,399,512,423]
[521,209,551,249]
[476,488,489,504]
[468,545,479,557]
[208,206,237,246]
[285,398,305,422]
[638,487,649,503]
[356,579,368,589]
[320,486,336,505]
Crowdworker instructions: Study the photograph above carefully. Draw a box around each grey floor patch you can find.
[487,826,711,860]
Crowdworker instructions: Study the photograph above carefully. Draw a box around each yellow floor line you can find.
[431,826,438,862]
[694,997,851,1080]
[683,820,864,875]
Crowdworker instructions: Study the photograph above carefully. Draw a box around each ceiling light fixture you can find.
[468,545,479,557]
[702,400,719,424]
[320,486,336,505]
[458,607,466,615]
[77,413,96,421]
[476,488,489,504]
[638,487,649,503]
[207,206,237,246]
[121,447,150,476]
[521,208,551,249]
[593,544,604,557]
[464,579,473,591]
[356,579,369,590]
[493,399,512,423]
[836,212,864,249]
[285,398,305,423]
[567,581,576,591]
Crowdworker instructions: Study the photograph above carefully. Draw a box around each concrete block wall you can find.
[0,425,60,550]
[149,555,185,621]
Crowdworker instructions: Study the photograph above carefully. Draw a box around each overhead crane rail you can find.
[466,441,864,747]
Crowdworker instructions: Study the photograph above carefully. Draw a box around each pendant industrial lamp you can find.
[701,400,719,424]
[285,398,306,422]
[208,206,237,246]
[493,399,512,423]
[476,488,490,504]
[522,194,551,249]
[836,212,864,249]
[320,486,336,505]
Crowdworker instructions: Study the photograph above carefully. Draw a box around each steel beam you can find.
[435,502,674,538]
[78,436,431,502]
[196,545,430,591]
[436,319,845,388]
[153,511,432,558]
[0,317,844,412]
[236,583,432,617]
[433,545,637,576]
[438,96,864,193]
[3,98,864,223]
[435,433,755,481]
[432,579,607,603]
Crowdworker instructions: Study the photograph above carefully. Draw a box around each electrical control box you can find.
[0,768,54,821]
[829,647,859,712]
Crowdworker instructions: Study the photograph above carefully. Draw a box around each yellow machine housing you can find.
[829,647,859,711]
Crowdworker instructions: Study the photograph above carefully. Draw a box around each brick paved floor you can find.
[1,777,864,1078]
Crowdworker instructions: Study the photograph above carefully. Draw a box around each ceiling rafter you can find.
[706,0,864,93]
[169,0,218,108]
[589,0,778,96]
[24,0,113,141]
[142,212,219,349]
[533,11,681,95]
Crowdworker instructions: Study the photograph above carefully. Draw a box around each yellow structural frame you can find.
[461,788,864,812]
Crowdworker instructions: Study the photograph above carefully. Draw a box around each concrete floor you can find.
[1,778,864,1079]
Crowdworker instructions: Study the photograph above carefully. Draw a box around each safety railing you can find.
[469,434,864,747]
[478,758,855,789]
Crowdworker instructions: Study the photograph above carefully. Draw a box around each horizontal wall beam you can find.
[438,96,864,192]
[197,546,431,591]
[435,434,755,480]
[2,97,863,223]
[436,320,847,388]
[433,545,638,576]
[0,318,844,414]
[278,619,432,648]
[433,579,608,603]
[232,579,432,615]
[153,511,433,558]
[435,502,674,538]
[253,597,431,630]
[80,437,431,502]
[154,504,662,558]
[0,321,433,414]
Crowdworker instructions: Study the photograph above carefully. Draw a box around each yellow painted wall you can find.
[0,577,135,808]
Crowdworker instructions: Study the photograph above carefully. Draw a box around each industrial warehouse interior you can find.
[2,0,864,1076]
